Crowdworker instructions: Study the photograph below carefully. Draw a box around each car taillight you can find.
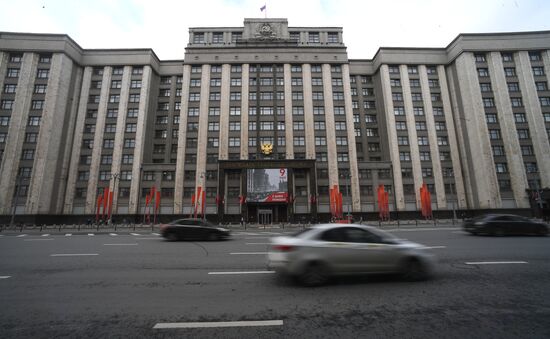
[273,244,294,252]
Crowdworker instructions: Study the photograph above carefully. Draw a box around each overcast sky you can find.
[1,0,550,60]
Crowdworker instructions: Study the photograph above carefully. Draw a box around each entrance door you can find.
[258,209,272,225]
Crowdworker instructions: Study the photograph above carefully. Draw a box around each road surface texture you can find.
[1,226,549,338]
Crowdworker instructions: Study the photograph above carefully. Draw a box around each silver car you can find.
[268,224,436,286]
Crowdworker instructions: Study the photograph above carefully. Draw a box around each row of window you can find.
[474,51,544,63]
[478,66,545,77]
[388,65,438,75]
[396,136,449,146]
[88,94,140,104]
[8,54,52,63]
[390,78,440,88]
[189,64,342,74]
[4,68,49,79]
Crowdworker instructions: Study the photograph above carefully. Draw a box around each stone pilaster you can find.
[110,66,132,211]
[240,64,250,159]
[64,67,93,213]
[487,52,529,207]
[400,65,423,208]
[301,64,316,159]
[342,64,361,211]
[454,53,500,208]
[0,53,38,214]
[194,64,211,213]
[322,64,339,188]
[129,65,152,214]
[419,65,446,209]
[516,51,550,187]
[379,64,405,210]
[438,66,467,209]
[85,67,112,214]
[174,65,191,213]
[218,64,231,160]
[283,64,294,159]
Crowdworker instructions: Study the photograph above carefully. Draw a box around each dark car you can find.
[160,218,230,241]
[463,214,548,236]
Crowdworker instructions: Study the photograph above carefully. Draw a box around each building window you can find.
[127,108,139,118]
[189,93,200,101]
[210,92,221,101]
[293,136,305,146]
[510,97,523,107]
[314,121,325,130]
[293,121,305,131]
[532,67,545,76]
[7,68,20,78]
[394,106,405,115]
[504,67,516,77]
[521,145,534,156]
[390,79,401,87]
[413,107,424,116]
[103,139,114,148]
[501,53,513,62]
[37,69,49,79]
[507,82,520,92]
[416,122,427,131]
[230,107,241,116]
[308,32,320,43]
[21,149,35,160]
[540,97,550,106]
[129,94,140,103]
[486,114,498,123]
[517,129,530,139]
[437,136,449,145]
[125,140,138,150]
[125,123,137,132]
[492,145,505,156]
[208,122,220,131]
[525,162,538,173]
[514,113,527,123]
[31,100,44,110]
[483,98,495,108]
[229,122,240,131]
[28,116,41,126]
[536,82,548,91]
[480,83,492,92]
[474,53,486,62]
[418,136,429,146]
[399,152,411,161]
[397,136,409,146]
[419,151,431,161]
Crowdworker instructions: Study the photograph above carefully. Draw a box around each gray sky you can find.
[1,0,549,60]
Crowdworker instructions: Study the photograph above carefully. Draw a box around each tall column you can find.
[194,64,211,213]
[283,64,294,159]
[419,65,446,209]
[109,66,132,211]
[26,53,74,214]
[64,67,93,213]
[54,66,83,214]
[129,65,152,214]
[240,64,249,159]
[0,53,38,214]
[454,53,500,209]
[301,64,316,159]
[342,64,361,211]
[218,64,231,160]
[85,66,112,213]
[400,65,423,208]
[379,65,405,210]
[174,65,191,213]
[0,52,8,104]
[438,66,467,209]
[487,52,529,207]
[516,51,550,187]
[322,64,339,188]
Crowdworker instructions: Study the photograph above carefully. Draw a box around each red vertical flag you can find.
[102,187,109,220]
[155,190,161,224]
[107,190,113,220]
[201,190,206,217]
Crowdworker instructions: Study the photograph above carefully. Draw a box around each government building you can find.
[1,18,549,224]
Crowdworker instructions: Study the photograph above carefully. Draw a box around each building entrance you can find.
[258,209,272,225]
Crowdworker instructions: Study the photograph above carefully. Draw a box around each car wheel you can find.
[208,232,220,241]
[537,227,548,236]
[299,262,329,287]
[401,258,430,281]
[166,232,179,241]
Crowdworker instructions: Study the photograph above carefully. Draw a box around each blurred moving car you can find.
[160,218,230,241]
[267,224,436,286]
[463,214,548,236]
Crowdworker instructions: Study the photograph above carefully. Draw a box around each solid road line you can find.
[41,234,50,237]
[0,276,11,279]
[422,246,447,249]
[24,239,54,241]
[208,271,275,275]
[50,253,99,257]
[230,252,268,255]
[465,261,528,265]
[153,320,283,329]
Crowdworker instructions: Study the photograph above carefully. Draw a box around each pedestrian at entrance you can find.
[240,216,244,227]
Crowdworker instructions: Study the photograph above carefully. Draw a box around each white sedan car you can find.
[268,224,436,286]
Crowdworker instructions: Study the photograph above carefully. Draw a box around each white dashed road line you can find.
[152,233,160,236]
[65,234,72,236]
[109,233,118,236]
[230,252,268,255]
[88,233,94,236]
[153,320,283,329]
[208,271,275,275]
[422,246,447,249]
[244,237,271,240]
[16,234,27,237]
[50,253,99,257]
[103,243,138,246]
[0,276,11,279]
[136,237,162,240]
[41,234,50,237]
[24,239,54,241]
[130,233,141,236]
[465,261,528,265]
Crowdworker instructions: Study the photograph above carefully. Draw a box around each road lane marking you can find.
[244,237,271,240]
[136,237,161,240]
[208,271,275,275]
[41,234,50,237]
[109,233,118,236]
[65,234,72,236]
[230,252,268,255]
[50,253,99,257]
[88,234,94,236]
[246,243,271,245]
[465,261,528,265]
[385,227,461,232]
[422,246,447,249]
[24,239,54,241]
[16,234,27,237]
[153,320,283,329]
[0,276,11,279]
[130,233,141,236]
[103,243,138,246]
[152,233,160,236]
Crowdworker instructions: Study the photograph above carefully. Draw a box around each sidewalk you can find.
[0,219,463,234]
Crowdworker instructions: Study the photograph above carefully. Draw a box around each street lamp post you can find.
[390,163,399,222]
[340,172,351,222]
[448,169,457,224]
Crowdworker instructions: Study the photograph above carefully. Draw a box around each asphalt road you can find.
[1,227,549,338]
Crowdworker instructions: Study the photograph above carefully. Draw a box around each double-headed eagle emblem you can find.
[261,143,273,155]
